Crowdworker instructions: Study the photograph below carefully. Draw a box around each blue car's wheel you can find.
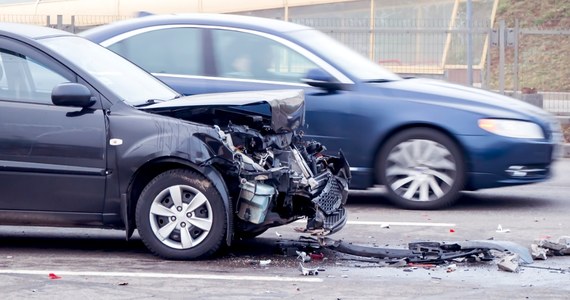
[378,128,465,210]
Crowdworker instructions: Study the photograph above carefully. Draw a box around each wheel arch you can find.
[372,123,471,185]
[123,157,233,246]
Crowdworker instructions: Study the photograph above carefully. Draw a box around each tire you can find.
[135,169,226,260]
[377,128,465,210]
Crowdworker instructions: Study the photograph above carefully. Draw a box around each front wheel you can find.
[136,169,226,260]
[377,128,465,210]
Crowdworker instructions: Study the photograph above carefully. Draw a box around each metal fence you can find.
[1,13,569,114]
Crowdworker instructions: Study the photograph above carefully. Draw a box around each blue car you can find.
[82,14,562,210]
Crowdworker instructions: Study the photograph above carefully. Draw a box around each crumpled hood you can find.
[377,78,553,120]
[143,89,305,133]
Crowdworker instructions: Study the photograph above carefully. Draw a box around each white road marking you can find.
[294,220,456,227]
[0,269,323,283]
[347,221,456,227]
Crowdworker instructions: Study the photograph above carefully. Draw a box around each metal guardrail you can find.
[1,14,569,114]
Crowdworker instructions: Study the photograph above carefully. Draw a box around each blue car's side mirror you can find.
[302,68,345,91]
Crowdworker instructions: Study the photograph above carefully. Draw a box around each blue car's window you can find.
[212,29,320,83]
[107,27,203,76]
[0,49,69,104]
[290,29,401,82]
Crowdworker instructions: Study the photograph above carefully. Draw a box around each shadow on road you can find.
[347,188,558,211]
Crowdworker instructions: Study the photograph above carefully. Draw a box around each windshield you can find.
[289,29,401,82]
[39,36,179,106]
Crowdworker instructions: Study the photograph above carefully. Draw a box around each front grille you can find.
[312,176,343,215]
[323,208,346,232]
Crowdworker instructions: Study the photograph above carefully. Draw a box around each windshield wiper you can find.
[133,99,166,108]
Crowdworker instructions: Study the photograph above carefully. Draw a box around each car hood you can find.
[376,78,553,120]
[143,89,305,133]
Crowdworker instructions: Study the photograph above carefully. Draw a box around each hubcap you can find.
[385,139,456,202]
[149,185,213,249]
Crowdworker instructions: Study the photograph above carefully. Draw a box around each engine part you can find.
[237,180,275,224]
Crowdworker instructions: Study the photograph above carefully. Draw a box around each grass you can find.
[489,0,569,93]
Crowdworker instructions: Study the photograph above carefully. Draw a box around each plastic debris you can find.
[537,239,568,256]
[296,251,311,262]
[531,244,548,260]
[298,263,319,276]
[48,273,61,280]
[380,223,390,229]
[446,264,457,273]
[449,229,455,233]
[497,253,520,273]
[496,224,511,233]
[259,259,272,266]
[309,252,324,260]
[118,282,129,286]
[275,232,282,238]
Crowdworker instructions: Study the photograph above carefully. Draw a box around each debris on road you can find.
[446,264,457,273]
[118,282,129,286]
[48,273,61,280]
[497,253,520,273]
[298,263,319,276]
[259,259,272,266]
[531,244,548,260]
[296,251,311,263]
[310,252,325,260]
[496,224,511,233]
[535,236,570,256]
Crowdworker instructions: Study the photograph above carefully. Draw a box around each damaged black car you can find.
[0,23,349,259]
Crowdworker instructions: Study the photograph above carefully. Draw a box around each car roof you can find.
[81,13,312,41]
[0,22,73,40]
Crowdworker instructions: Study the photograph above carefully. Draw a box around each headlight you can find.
[478,119,545,139]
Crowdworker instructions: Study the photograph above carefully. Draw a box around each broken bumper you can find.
[309,153,350,234]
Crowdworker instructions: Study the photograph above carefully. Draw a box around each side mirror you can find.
[302,68,345,91]
[52,83,94,108]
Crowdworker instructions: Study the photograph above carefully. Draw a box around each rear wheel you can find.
[377,128,465,210]
[136,169,226,260]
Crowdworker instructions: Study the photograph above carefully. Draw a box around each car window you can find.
[107,27,203,76]
[0,48,69,104]
[212,29,320,83]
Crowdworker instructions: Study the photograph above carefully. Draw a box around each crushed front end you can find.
[144,90,350,237]
[218,124,350,236]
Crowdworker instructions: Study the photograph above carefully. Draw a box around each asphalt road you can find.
[0,159,569,299]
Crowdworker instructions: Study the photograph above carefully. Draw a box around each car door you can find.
[104,26,356,156]
[0,38,107,215]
